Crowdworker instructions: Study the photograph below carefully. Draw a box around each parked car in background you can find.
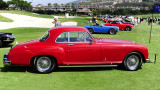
[108,20,113,23]
[121,20,134,25]
[84,23,119,34]
[3,26,150,73]
[0,32,15,47]
[105,21,134,31]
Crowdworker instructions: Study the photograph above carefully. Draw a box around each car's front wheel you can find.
[88,28,94,34]
[34,56,57,73]
[123,52,143,71]
[109,28,116,35]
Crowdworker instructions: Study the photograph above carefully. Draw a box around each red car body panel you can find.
[7,26,148,66]
[104,19,107,23]
[105,23,134,30]
[108,20,113,23]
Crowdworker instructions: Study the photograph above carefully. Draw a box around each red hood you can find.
[95,38,135,44]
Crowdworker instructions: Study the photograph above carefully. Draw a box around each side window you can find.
[69,31,85,42]
[56,32,68,42]
[85,32,93,42]
[69,31,93,42]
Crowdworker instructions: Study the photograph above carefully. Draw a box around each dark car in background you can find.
[0,32,15,47]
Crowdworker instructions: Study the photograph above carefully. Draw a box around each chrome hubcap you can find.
[126,55,139,70]
[126,28,130,31]
[110,29,114,34]
[37,57,52,72]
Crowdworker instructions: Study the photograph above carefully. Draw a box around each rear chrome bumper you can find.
[146,58,151,63]
[3,53,11,66]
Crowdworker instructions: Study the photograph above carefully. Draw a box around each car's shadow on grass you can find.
[0,65,125,73]
[57,65,119,72]
[0,66,35,73]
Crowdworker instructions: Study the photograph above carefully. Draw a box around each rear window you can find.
[40,31,50,41]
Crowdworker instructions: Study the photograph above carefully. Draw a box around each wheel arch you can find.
[109,28,115,30]
[88,28,94,31]
[127,51,146,63]
[126,26,131,28]
[30,55,58,66]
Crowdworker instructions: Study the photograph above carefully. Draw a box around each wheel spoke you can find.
[126,55,139,70]
[36,57,52,72]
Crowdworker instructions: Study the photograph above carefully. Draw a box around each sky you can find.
[3,0,76,6]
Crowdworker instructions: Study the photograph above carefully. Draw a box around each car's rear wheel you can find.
[0,40,2,47]
[109,28,116,35]
[125,26,131,31]
[34,56,57,73]
[88,28,94,34]
[123,52,143,71]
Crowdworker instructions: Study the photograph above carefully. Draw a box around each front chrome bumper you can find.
[146,58,151,63]
[3,53,11,66]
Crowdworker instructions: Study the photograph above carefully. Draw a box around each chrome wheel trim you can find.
[36,57,52,72]
[110,29,115,34]
[126,55,139,70]
[126,27,130,31]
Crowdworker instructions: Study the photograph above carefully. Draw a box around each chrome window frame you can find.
[55,31,94,43]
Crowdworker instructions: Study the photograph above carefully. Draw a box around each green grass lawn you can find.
[59,18,91,26]
[136,14,160,17]
[0,21,160,90]
[0,15,13,22]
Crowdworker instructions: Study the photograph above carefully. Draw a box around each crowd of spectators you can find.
[90,14,160,26]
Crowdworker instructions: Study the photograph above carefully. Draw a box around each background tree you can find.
[48,3,51,6]
[7,0,32,11]
[0,0,9,10]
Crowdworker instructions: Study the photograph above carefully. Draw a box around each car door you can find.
[55,32,69,63]
[94,26,105,33]
[67,31,101,64]
[116,21,123,29]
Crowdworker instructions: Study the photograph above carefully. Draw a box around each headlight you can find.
[6,34,9,37]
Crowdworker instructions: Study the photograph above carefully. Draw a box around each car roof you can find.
[49,26,87,33]
[45,26,90,43]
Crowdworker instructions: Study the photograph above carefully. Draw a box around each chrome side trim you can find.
[63,62,114,65]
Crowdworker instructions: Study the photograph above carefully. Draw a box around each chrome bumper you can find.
[146,58,151,63]
[3,53,11,66]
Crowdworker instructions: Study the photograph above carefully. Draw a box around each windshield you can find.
[101,23,105,27]
[40,31,50,41]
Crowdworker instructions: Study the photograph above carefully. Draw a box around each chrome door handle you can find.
[68,44,74,46]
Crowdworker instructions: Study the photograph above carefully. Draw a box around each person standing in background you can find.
[148,17,151,25]
[54,16,62,27]
[92,16,96,23]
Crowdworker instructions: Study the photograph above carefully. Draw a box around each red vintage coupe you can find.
[3,27,150,73]
[105,21,134,31]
